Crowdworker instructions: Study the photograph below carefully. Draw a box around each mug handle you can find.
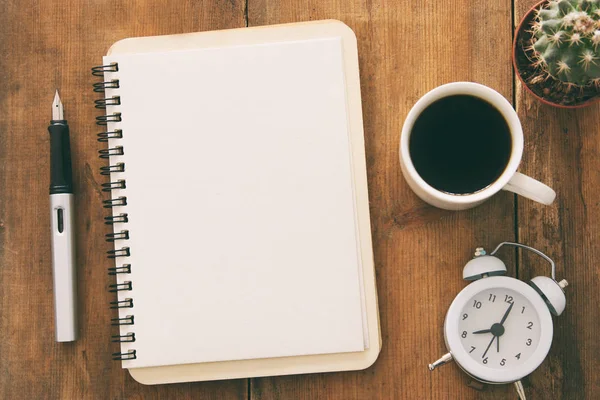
[502,172,556,205]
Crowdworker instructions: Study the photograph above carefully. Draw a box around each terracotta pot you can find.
[512,0,600,109]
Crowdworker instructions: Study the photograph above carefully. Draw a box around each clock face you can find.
[458,288,541,369]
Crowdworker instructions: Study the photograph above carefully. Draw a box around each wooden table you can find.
[1,0,598,398]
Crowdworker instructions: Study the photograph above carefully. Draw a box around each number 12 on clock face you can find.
[443,275,554,384]
[431,245,566,396]
[458,288,540,368]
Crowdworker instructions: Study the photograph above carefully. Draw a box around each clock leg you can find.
[428,353,453,371]
[514,380,526,400]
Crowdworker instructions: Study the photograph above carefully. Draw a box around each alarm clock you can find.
[429,242,568,399]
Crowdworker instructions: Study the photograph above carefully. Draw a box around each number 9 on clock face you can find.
[460,289,539,367]
[444,277,554,383]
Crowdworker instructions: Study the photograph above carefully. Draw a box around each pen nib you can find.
[52,90,64,121]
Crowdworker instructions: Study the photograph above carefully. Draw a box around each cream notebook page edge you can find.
[103,20,380,384]
[104,31,366,368]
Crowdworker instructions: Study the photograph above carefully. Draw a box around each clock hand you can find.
[499,302,514,326]
[482,335,496,359]
[472,329,492,334]
[497,333,500,352]
[494,302,513,355]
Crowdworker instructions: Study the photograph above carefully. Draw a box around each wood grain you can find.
[1,0,597,398]
[0,1,247,399]
[515,1,600,398]
[249,1,517,399]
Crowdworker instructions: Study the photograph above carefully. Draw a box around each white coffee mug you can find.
[399,82,555,210]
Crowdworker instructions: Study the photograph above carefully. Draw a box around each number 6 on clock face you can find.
[444,276,553,384]
[460,288,539,366]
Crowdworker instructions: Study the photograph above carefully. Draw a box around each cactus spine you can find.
[529,0,600,87]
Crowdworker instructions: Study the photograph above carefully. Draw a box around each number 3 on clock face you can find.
[460,288,539,366]
[444,276,554,383]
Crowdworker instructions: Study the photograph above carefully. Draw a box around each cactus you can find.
[529,0,600,88]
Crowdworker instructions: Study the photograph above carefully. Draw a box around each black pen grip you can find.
[49,122,74,194]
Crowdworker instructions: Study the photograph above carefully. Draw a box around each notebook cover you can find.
[102,19,380,384]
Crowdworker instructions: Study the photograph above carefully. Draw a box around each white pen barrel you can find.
[50,193,78,342]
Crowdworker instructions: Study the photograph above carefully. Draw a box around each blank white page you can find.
[104,37,365,369]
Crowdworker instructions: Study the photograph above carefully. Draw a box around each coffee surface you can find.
[409,95,512,194]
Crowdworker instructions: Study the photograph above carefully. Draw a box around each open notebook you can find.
[94,20,380,384]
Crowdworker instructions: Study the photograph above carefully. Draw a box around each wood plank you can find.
[0,1,247,398]
[514,0,600,398]
[249,1,515,399]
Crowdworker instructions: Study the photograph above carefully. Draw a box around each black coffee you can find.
[409,95,512,194]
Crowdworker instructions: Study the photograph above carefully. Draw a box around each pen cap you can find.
[48,123,74,194]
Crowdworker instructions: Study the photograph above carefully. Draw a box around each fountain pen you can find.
[48,90,78,342]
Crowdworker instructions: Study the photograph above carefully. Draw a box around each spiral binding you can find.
[97,130,123,142]
[108,264,132,275]
[95,96,121,109]
[93,63,136,362]
[98,146,124,158]
[100,163,125,175]
[107,247,131,258]
[96,113,122,125]
[112,350,136,361]
[92,63,118,76]
[112,333,136,343]
[104,213,128,225]
[93,80,119,92]
[110,298,133,308]
[103,197,127,208]
[105,229,129,241]
[111,315,134,325]
[101,180,126,192]
[109,281,132,293]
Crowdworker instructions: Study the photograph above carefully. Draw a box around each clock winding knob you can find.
[558,279,568,289]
